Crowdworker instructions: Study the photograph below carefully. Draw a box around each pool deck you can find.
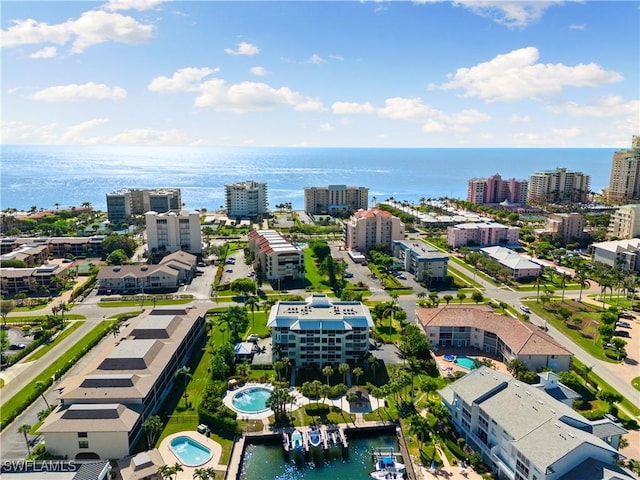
[157,432,226,479]
[432,347,509,377]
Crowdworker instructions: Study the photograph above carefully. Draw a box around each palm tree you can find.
[18,424,31,455]
[322,365,334,387]
[35,381,50,409]
[338,362,350,384]
[193,467,217,479]
[175,366,192,407]
[352,367,364,388]
[409,414,430,452]
[143,415,163,449]
[245,295,260,331]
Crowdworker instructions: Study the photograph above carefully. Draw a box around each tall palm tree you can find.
[338,363,350,385]
[193,467,217,479]
[35,381,50,409]
[174,366,192,407]
[322,365,334,387]
[352,367,364,388]
[245,295,260,332]
[18,424,31,455]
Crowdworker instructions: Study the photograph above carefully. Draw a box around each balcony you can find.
[490,446,515,480]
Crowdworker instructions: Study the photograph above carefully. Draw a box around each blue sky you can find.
[1,0,638,147]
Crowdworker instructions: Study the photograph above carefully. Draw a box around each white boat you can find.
[308,428,322,447]
[290,430,303,450]
[370,449,406,479]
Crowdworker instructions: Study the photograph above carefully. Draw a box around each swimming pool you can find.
[231,386,273,413]
[169,436,212,467]
[454,356,477,370]
[443,354,456,362]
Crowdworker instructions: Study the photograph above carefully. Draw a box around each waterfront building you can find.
[304,185,369,215]
[106,188,182,223]
[480,246,541,279]
[267,293,374,368]
[391,240,448,283]
[608,204,640,239]
[145,210,202,254]
[438,368,631,480]
[467,174,528,205]
[38,307,207,460]
[607,136,640,204]
[224,180,268,219]
[247,229,304,282]
[527,168,590,204]
[446,221,519,249]
[591,238,640,272]
[344,208,404,252]
[537,213,586,245]
[417,305,572,371]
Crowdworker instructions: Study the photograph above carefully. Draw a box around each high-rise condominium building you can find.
[344,208,405,252]
[224,181,268,218]
[304,185,369,215]
[106,188,182,223]
[467,174,528,205]
[608,204,640,239]
[527,168,590,204]
[145,210,202,254]
[607,136,640,204]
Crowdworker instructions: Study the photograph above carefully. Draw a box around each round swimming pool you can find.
[169,436,212,467]
[231,386,273,413]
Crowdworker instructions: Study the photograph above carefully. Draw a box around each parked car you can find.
[618,312,634,319]
[197,262,206,267]
[520,305,531,313]
[615,321,631,328]
[225,269,233,273]
[343,272,354,278]
[10,343,26,350]
[614,330,630,338]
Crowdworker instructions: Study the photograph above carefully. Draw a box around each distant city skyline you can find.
[1,1,638,148]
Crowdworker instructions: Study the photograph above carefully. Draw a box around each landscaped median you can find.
[0,312,141,431]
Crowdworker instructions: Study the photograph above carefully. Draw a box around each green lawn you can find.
[633,377,640,392]
[22,321,85,362]
[303,248,331,292]
[98,298,193,308]
[4,314,85,323]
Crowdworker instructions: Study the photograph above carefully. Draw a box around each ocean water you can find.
[0,145,615,212]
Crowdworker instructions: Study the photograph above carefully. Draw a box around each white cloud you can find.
[332,101,376,114]
[551,127,581,137]
[1,10,155,54]
[250,66,267,76]
[148,67,218,93]
[429,46,623,102]
[546,95,639,118]
[31,82,127,102]
[224,41,259,56]
[30,46,57,58]
[295,99,325,112]
[106,128,196,145]
[309,54,326,64]
[195,80,306,113]
[61,118,109,143]
[511,114,531,122]
[319,123,334,132]
[103,0,165,11]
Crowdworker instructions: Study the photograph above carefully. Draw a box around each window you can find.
[78,441,89,449]
[77,432,88,438]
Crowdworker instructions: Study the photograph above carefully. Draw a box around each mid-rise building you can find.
[607,136,640,204]
[224,181,268,218]
[247,229,305,281]
[467,174,528,205]
[528,168,590,204]
[480,246,542,279]
[145,210,202,254]
[267,294,374,368]
[608,204,640,239]
[344,208,405,252]
[106,188,182,223]
[591,238,640,272]
[304,185,369,215]
[391,240,448,283]
[39,307,207,460]
[539,213,586,244]
[446,221,519,249]
[438,368,631,480]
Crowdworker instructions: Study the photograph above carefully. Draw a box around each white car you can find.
[520,305,531,313]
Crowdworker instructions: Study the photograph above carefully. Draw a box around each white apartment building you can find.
[344,208,405,252]
[447,221,520,249]
[225,180,268,218]
[480,246,542,279]
[145,210,202,254]
[39,307,207,460]
[106,188,182,223]
[528,168,590,204]
[247,229,304,281]
[267,294,374,368]
[607,136,640,204]
[304,185,369,215]
[439,368,631,480]
[608,204,640,239]
[591,238,640,272]
[391,240,448,283]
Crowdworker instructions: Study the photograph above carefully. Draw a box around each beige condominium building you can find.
[38,307,207,460]
[344,208,405,252]
[145,210,202,254]
[607,135,640,204]
[106,188,182,223]
[304,185,369,215]
[224,180,268,218]
[528,168,590,204]
[608,204,640,239]
[267,293,374,368]
[247,229,305,281]
[539,212,586,244]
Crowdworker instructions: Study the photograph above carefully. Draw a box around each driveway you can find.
[370,342,405,364]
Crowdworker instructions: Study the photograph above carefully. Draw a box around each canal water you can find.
[239,430,399,480]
